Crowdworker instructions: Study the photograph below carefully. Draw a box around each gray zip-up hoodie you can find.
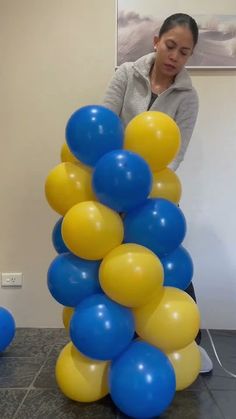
[103,53,199,170]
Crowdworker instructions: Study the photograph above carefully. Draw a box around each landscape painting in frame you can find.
[117,0,236,68]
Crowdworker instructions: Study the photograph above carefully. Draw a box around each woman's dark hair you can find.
[159,13,199,47]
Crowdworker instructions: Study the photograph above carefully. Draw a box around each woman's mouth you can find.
[164,63,176,70]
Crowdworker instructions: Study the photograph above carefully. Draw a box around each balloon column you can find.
[45,105,201,418]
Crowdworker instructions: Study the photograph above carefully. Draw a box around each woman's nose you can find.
[169,49,178,61]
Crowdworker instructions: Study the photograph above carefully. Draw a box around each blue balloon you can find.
[0,307,15,352]
[161,245,194,290]
[52,218,69,254]
[66,105,124,167]
[92,150,152,212]
[109,340,176,418]
[124,198,186,257]
[47,253,102,307]
[70,294,135,361]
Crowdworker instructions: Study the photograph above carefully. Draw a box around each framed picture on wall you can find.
[117,0,236,68]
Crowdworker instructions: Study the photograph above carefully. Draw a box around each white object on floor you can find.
[206,329,236,378]
[199,346,213,373]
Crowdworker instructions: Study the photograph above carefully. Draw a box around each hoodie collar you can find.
[133,52,193,91]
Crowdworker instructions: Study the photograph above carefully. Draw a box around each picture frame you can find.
[117,1,236,69]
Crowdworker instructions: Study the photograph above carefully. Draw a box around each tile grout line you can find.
[208,390,227,419]
[12,343,57,419]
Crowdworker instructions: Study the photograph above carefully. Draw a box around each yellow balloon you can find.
[56,342,109,402]
[167,341,201,391]
[62,306,74,331]
[150,168,182,204]
[60,143,92,172]
[124,111,181,171]
[99,243,164,307]
[60,142,80,164]
[62,201,124,260]
[45,162,95,216]
[134,287,200,352]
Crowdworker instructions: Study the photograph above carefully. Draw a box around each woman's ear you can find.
[153,35,159,51]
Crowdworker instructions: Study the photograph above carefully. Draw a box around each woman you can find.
[103,13,213,373]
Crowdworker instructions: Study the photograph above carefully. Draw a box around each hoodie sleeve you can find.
[169,89,199,171]
[102,64,129,115]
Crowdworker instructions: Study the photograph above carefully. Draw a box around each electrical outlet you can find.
[1,273,23,287]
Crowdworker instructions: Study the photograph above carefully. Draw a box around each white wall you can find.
[179,70,236,329]
[0,0,236,328]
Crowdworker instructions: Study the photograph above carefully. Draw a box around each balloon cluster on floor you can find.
[0,307,15,353]
[45,105,201,418]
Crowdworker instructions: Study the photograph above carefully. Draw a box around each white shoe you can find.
[199,346,213,373]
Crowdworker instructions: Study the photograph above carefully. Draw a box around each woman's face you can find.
[153,25,194,77]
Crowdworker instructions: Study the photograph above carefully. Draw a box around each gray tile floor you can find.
[0,328,235,418]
